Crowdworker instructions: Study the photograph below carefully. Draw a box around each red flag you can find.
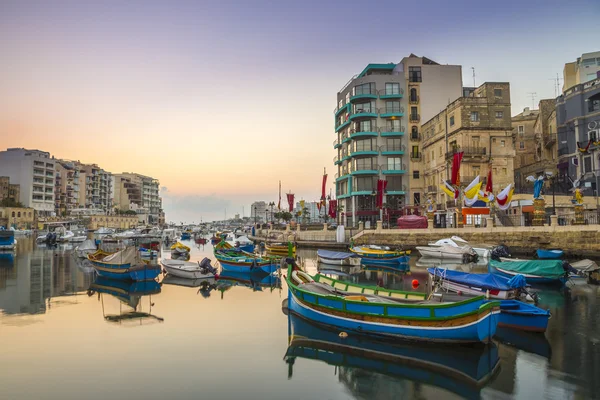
[451,152,464,186]
[278,181,281,210]
[376,179,387,209]
[485,168,493,193]
[328,200,337,218]
[286,193,294,212]
[321,169,328,202]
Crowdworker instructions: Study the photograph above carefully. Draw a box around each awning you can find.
[522,205,534,213]
[462,207,490,215]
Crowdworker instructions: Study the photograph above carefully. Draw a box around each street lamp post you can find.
[254,206,257,224]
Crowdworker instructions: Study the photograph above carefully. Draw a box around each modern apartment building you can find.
[113,172,162,223]
[0,177,20,204]
[512,101,560,191]
[78,164,112,211]
[54,160,81,215]
[419,83,514,211]
[556,76,600,195]
[0,148,55,215]
[563,51,600,92]
[333,56,462,227]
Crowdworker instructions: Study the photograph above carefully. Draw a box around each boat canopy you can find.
[101,247,138,265]
[78,239,97,251]
[428,268,514,291]
[570,259,600,273]
[490,259,565,278]
[317,250,356,260]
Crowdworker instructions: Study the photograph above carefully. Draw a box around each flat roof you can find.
[357,63,396,78]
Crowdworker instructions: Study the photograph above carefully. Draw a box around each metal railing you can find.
[380,125,405,133]
[352,107,377,115]
[410,132,421,141]
[543,134,557,148]
[379,163,406,171]
[333,155,339,163]
[410,152,422,160]
[409,114,420,122]
[409,95,419,104]
[351,145,377,154]
[445,146,487,159]
[352,86,377,96]
[378,88,404,96]
[379,144,406,152]
[427,185,438,193]
[381,106,404,114]
[350,126,376,134]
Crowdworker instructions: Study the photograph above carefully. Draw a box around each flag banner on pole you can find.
[451,151,464,185]
[328,200,337,218]
[485,168,493,193]
[317,202,322,211]
[286,193,294,212]
[495,184,514,210]
[376,179,387,209]
[440,180,458,199]
[321,169,328,204]
[278,181,281,210]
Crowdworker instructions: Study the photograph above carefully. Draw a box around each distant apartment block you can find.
[113,172,162,223]
[0,176,21,204]
[563,51,600,92]
[0,148,55,215]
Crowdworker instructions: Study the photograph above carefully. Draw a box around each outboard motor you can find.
[491,245,511,261]
[198,257,217,275]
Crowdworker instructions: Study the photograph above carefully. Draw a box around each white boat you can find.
[317,249,361,266]
[96,227,115,235]
[428,236,492,258]
[160,259,216,279]
[68,235,87,243]
[416,244,477,260]
[114,230,136,239]
[9,228,31,236]
[75,239,97,259]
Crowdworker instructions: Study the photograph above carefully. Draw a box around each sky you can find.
[1,0,599,222]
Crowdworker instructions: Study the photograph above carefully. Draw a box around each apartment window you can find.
[17,212,21,217]
[385,83,400,95]
[495,111,503,119]
[449,116,455,126]
[413,170,420,179]
[500,140,505,147]
[518,125,524,136]
[494,88,502,97]
[473,167,480,177]
[411,107,418,118]
[411,126,419,139]
[386,101,401,114]
[439,146,443,157]
[502,168,507,176]
[354,139,375,152]
[354,82,376,96]
[386,138,402,150]
[414,193,421,205]
[470,112,479,122]
[408,66,422,82]
[354,101,375,114]
[387,157,403,170]
[386,119,401,131]
[354,157,376,171]
[411,145,419,157]
[472,135,481,147]
[584,156,592,173]
[355,176,376,191]
[519,141,525,149]
[355,120,373,132]
[409,87,418,102]
[588,99,600,113]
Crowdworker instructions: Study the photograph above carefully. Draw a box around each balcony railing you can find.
[410,132,421,141]
[381,106,404,114]
[445,147,487,160]
[409,114,420,123]
[409,96,419,104]
[351,146,377,155]
[380,125,405,133]
[379,145,406,152]
[410,152,422,160]
[352,87,377,96]
[427,185,438,193]
[380,163,406,171]
[333,155,339,164]
[543,134,557,148]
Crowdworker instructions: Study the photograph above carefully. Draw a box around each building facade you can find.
[512,107,539,183]
[334,56,462,227]
[556,76,600,195]
[113,173,161,223]
[0,177,20,204]
[0,207,36,229]
[54,160,81,215]
[88,214,138,230]
[79,164,112,211]
[250,201,267,222]
[419,82,514,210]
[0,148,55,215]
[563,51,600,92]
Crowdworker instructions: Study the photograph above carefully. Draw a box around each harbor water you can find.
[1,238,599,400]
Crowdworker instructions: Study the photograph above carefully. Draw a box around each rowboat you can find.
[416,245,477,261]
[536,249,564,259]
[88,247,161,281]
[214,248,279,274]
[170,242,190,256]
[498,300,550,332]
[489,259,568,285]
[350,245,410,259]
[285,262,500,343]
[317,249,361,266]
[74,239,97,259]
[160,258,217,279]
[284,312,500,398]
[428,236,492,258]
[494,327,552,359]
[266,242,296,256]
[428,268,520,300]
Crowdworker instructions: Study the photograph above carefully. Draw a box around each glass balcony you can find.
[380,106,404,118]
[380,125,405,137]
[380,144,405,155]
[379,88,404,99]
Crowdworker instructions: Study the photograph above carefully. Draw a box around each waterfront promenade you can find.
[251,219,600,257]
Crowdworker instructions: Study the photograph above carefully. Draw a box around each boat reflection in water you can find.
[216,270,282,299]
[162,275,218,298]
[88,277,164,325]
[494,327,552,360]
[0,251,15,268]
[284,311,500,399]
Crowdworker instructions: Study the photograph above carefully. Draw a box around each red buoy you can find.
[412,279,419,288]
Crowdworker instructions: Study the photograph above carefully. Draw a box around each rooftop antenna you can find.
[471,67,476,87]
[527,92,537,109]
[548,74,563,97]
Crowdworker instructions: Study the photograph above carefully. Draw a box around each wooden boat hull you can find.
[416,247,469,259]
[266,244,296,256]
[180,233,192,240]
[218,259,277,274]
[287,290,499,343]
[317,255,361,266]
[498,300,550,332]
[360,255,410,267]
[351,247,410,259]
[427,270,517,300]
[536,249,563,259]
[90,256,161,281]
[160,262,214,280]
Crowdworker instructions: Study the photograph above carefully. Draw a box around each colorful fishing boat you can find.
[160,257,217,279]
[428,268,522,300]
[0,229,16,250]
[285,262,500,343]
[284,312,500,398]
[181,232,192,240]
[214,248,279,274]
[216,269,282,295]
[498,300,550,332]
[214,239,255,254]
[170,242,190,256]
[350,245,410,259]
[489,259,568,285]
[536,249,564,259]
[265,242,296,256]
[88,247,161,281]
[317,250,361,266]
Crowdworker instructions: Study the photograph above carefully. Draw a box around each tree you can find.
[280,211,293,223]
[301,207,310,224]
[0,198,24,208]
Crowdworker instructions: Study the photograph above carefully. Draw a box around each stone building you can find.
[513,100,562,192]
[0,177,20,204]
[420,82,514,210]
[88,214,138,230]
[0,207,36,229]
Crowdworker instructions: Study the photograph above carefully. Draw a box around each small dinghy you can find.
[317,249,361,266]
[161,257,217,279]
[536,249,564,259]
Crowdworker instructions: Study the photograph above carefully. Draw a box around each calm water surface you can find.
[0,238,599,400]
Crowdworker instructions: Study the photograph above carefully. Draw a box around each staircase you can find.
[495,209,514,227]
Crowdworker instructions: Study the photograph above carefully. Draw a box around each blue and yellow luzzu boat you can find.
[214,248,278,274]
[285,262,500,343]
[88,247,161,281]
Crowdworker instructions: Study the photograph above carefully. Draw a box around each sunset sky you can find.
[1,0,598,222]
